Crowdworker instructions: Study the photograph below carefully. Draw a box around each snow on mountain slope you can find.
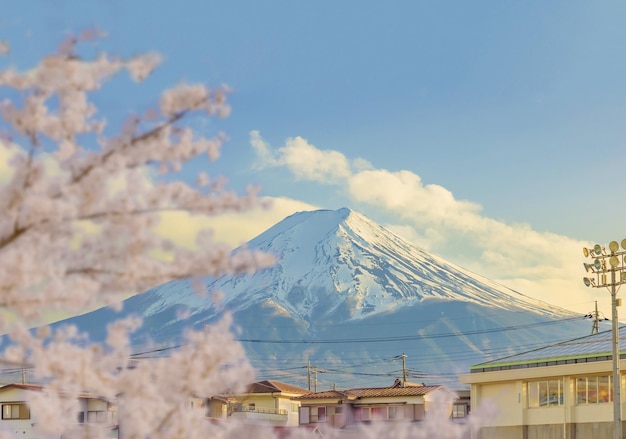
[142,207,574,324]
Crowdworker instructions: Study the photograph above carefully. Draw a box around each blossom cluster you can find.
[0,35,273,319]
[0,34,274,438]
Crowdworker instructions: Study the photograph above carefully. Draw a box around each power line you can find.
[235,316,583,344]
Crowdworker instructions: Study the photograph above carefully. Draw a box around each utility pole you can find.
[307,360,311,391]
[401,353,407,387]
[313,367,318,393]
[21,369,26,384]
[592,300,600,335]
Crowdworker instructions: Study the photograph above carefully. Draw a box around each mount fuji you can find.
[49,208,594,389]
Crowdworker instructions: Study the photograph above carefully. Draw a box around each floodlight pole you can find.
[583,241,625,439]
[611,268,622,439]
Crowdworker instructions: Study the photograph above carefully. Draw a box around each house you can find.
[452,389,471,423]
[0,384,41,438]
[77,395,117,426]
[206,395,234,419]
[208,380,310,426]
[460,326,626,439]
[0,383,116,439]
[294,380,459,430]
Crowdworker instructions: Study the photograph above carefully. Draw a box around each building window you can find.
[2,403,30,420]
[452,404,467,418]
[577,375,612,404]
[79,410,108,423]
[359,407,370,421]
[372,407,383,419]
[388,406,403,420]
[527,379,564,407]
[87,411,107,423]
[310,406,326,422]
[355,406,397,421]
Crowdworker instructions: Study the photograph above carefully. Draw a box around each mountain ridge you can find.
[41,207,592,388]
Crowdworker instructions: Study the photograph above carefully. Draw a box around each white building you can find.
[460,326,626,438]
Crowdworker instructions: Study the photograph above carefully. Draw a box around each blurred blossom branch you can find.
[0,32,273,438]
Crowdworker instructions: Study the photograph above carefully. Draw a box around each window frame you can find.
[310,406,327,423]
[452,404,467,419]
[388,405,403,420]
[527,379,564,408]
[1,403,30,420]
[576,375,613,405]
[87,410,107,423]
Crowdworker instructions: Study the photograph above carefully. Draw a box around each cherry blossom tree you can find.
[0,32,275,439]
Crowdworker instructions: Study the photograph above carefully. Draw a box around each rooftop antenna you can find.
[592,301,600,335]
[586,301,609,335]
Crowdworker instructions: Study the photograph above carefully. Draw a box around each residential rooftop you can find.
[294,385,444,400]
[245,380,310,395]
[471,325,626,373]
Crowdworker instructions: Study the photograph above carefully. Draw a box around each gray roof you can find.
[471,325,626,373]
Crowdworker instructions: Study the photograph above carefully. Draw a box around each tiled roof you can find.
[295,385,443,400]
[247,380,309,395]
[471,325,626,372]
[349,385,442,398]
[0,383,44,392]
[294,390,357,400]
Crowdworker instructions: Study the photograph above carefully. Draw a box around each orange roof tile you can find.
[295,385,444,400]
[349,385,442,398]
[294,390,357,400]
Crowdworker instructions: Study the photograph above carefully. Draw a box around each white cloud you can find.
[347,169,483,223]
[249,130,353,183]
[153,196,319,248]
[249,130,277,168]
[250,131,599,314]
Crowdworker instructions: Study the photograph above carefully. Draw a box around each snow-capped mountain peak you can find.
[164,207,574,323]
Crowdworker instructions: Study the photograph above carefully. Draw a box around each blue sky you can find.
[2,1,626,316]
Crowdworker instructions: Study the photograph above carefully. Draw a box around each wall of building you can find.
[231,394,300,426]
[276,396,299,426]
[0,388,38,439]
[478,422,622,439]
[236,394,276,411]
[573,422,617,439]
[473,381,524,427]
[207,400,227,419]
[477,425,524,439]
[464,362,626,439]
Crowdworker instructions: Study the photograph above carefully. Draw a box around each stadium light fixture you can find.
[583,239,626,439]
